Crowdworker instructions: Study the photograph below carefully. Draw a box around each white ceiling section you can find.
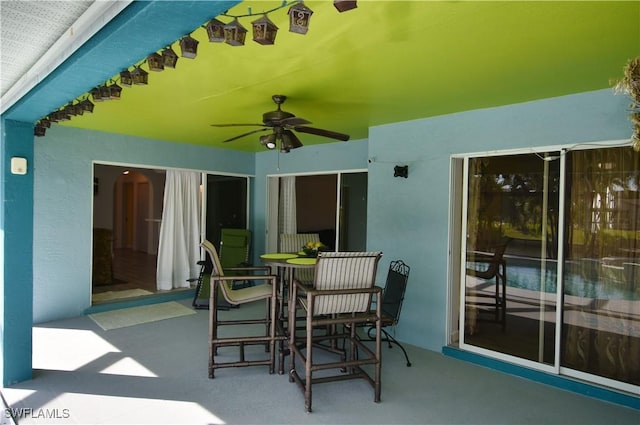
[0,0,131,113]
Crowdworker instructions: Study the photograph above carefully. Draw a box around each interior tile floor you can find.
[92,249,195,305]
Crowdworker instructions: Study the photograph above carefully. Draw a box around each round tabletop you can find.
[286,257,316,267]
[260,253,298,260]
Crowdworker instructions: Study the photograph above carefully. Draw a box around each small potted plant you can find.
[301,241,326,257]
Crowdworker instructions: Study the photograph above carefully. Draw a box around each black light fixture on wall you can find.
[394,165,408,178]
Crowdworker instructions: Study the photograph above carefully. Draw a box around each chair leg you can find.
[374,317,382,403]
[367,326,412,367]
[304,307,313,413]
[208,281,218,379]
[382,329,412,367]
[269,284,279,375]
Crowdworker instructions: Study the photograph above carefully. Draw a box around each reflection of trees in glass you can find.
[567,147,640,260]
[467,159,504,250]
[467,155,560,256]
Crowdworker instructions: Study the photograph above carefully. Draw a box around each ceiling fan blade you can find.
[279,116,311,127]
[221,128,269,143]
[211,123,266,127]
[294,126,350,141]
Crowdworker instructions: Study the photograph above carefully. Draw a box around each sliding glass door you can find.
[462,152,561,366]
[457,144,640,393]
[561,147,640,387]
[266,171,368,252]
[204,174,248,248]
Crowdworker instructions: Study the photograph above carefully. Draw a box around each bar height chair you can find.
[359,260,412,367]
[280,233,320,286]
[465,237,510,328]
[201,240,286,378]
[289,251,383,413]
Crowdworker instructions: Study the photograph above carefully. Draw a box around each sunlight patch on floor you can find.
[99,357,157,377]
[56,394,225,425]
[32,327,120,371]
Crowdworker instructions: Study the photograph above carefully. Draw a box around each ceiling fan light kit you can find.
[260,134,277,150]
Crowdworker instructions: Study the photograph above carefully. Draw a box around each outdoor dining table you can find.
[259,253,317,338]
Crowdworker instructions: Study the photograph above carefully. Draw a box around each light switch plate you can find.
[11,157,27,175]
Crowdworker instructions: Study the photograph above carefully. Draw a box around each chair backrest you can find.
[281,233,321,284]
[219,228,251,270]
[467,237,510,279]
[280,233,320,253]
[381,260,410,324]
[312,251,382,315]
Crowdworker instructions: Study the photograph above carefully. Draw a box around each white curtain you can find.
[279,176,297,234]
[156,170,201,291]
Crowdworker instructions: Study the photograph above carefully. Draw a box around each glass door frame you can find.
[265,168,368,254]
[199,171,251,247]
[449,140,639,396]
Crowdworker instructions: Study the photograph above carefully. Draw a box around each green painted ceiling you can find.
[62,1,640,152]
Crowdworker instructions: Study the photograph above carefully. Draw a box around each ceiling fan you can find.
[210,95,350,152]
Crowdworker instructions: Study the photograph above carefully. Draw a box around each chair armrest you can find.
[294,279,382,297]
[467,251,495,262]
[213,274,277,284]
[223,265,271,274]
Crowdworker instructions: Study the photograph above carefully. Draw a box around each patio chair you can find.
[189,255,212,310]
[188,246,237,310]
[289,251,383,413]
[465,237,510,328]
[360,260,412,367]
[201,240,286,378]
[220,228,252,288]
[280,233,321,286]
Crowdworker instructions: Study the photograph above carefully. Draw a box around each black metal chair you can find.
[361,260,412,367]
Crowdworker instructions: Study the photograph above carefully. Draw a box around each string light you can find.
[34,1,357,136]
